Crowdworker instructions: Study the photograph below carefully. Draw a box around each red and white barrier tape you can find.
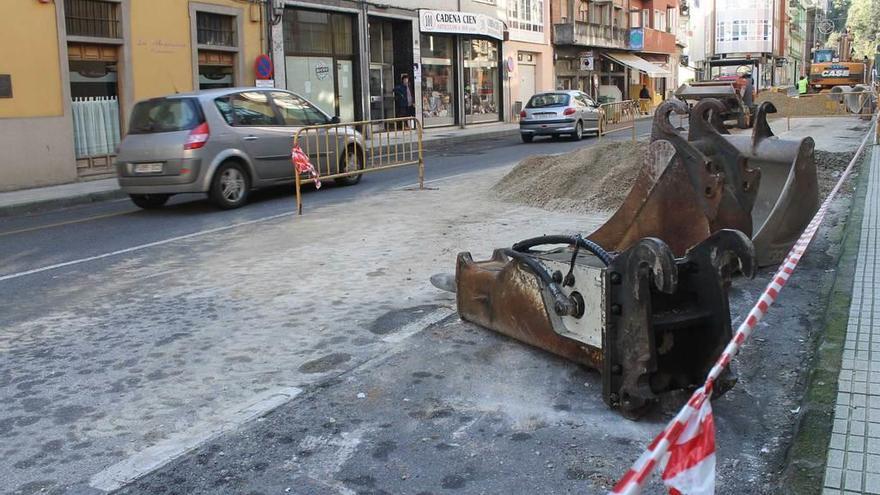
[609,114,879,495]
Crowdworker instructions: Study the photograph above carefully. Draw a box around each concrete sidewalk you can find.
[824,142,880,494]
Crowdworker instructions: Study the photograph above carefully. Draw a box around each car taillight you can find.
[563,108,576,116]
[184,122,209,150]
[520,110,527,118]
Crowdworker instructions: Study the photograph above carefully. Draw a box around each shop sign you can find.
[314,60,330,80]
[419,10,504,41]
[628,28,644,51]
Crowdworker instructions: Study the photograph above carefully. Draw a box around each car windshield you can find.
[129,98,203,134]
[526,93,570,108]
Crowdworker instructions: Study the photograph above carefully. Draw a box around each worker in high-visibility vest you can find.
[797,75,809,95]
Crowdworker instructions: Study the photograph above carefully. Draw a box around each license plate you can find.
[134,162,163,174]
[536,113,555,119]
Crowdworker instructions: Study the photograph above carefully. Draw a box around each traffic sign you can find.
[255,54,273,80]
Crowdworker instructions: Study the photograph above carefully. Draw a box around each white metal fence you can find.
[72,96,120,158]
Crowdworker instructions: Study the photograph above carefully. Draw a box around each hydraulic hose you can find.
[501,249,576,317]
[511,235,614,266]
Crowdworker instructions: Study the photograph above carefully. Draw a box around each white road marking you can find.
[382,307,456,343]
[89,386,303,493]
[394,171,480,191]
[0,211,295,282]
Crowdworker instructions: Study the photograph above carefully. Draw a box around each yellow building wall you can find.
[0,2,64,118]
[130,0,264,101]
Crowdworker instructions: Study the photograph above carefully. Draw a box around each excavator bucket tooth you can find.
[454,231,755,418]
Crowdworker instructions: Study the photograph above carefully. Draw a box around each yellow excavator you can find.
[810,30,867,91]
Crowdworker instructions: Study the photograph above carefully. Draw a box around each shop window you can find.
[284,10,332,55]
[64,0,120,39]
[197,12,236,47]
[421,34,455,127]
[198,50,235,89]
[463,38,500,124]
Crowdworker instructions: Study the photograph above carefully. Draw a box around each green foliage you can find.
[846,0,880,59]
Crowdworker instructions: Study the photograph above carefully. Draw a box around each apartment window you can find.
[716,21,725,42]
[508,0,545,32]
[197,12,236,47]
[630,11,641,28]
[655,10,666,31]
[642,9,650,29]
[666,8,676,33]
[64,0,120,39]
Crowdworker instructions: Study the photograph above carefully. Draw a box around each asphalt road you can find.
[0,122,654,495]
[0,124,652,286]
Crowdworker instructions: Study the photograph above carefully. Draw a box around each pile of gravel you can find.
[492,140,649,214]
[814,149,857,198]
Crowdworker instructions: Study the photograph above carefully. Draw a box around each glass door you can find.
[462,38,500,124]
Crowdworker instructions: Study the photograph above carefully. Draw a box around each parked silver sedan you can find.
[519,90,601,143]
[116,87,364,209]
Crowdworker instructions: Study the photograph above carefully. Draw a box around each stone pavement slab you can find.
[825,143,880,495]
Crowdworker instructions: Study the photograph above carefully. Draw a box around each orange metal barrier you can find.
[598,100,639,142]
[291,117,424,214]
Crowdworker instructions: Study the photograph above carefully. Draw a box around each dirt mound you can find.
[815,149,857,198]
[492,140,649,214]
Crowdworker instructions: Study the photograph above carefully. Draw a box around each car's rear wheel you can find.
[521,134,534,143]
[210,161,250,209]
[335,146,364,186]
[129,194,170,209]
[571,121,584,140]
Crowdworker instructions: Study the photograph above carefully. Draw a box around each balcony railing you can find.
[554,22,627,49]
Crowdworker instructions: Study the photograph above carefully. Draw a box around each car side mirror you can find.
[329,116,341,124]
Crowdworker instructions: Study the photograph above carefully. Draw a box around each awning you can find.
[604,52,672,78]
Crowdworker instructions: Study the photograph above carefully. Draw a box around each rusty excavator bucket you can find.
[589,98,819,267]
[441,97,818,417]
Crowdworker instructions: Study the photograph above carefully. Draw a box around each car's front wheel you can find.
[129,194,170,209]
[210,161,250,209]
[521,134,534,143]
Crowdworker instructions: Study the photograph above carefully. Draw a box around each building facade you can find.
[550,0,680,104]
[0,0,558,191]
[269,0,554,129]
[0,0,265,192]
[698,0,796,89]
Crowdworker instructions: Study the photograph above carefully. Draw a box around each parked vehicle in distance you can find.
[519,90,601,143]
[116,87,364,209]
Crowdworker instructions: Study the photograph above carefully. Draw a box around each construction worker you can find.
[797,75,809,95]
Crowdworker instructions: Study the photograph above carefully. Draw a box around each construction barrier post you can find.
[418,121,425,189]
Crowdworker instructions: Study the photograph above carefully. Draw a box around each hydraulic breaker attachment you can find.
[588,98,818,267]
[455,230,755,418]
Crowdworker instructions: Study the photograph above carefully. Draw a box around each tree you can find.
[845,0,880,59]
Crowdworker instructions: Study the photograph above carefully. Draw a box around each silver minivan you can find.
[519,90,601,143]
[116,88,364,209]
